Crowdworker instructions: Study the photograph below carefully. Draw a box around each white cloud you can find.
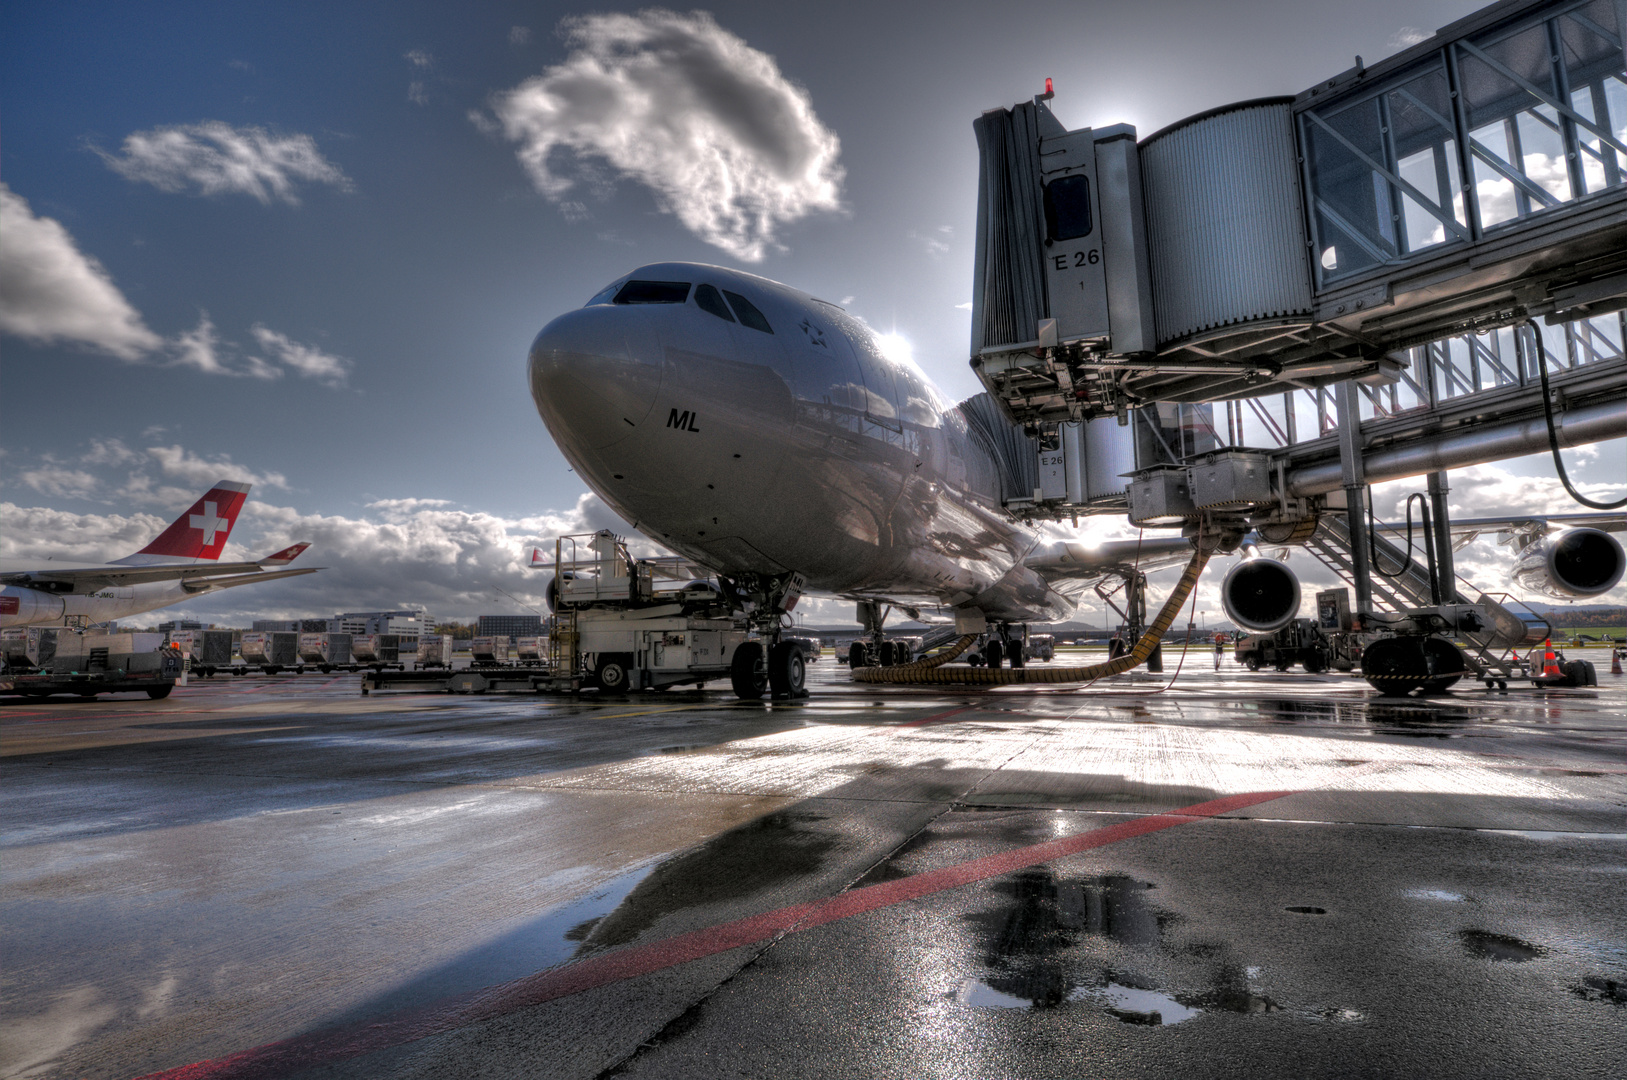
[509,26,532,46]
[83,439,142,467]
[19,465,101,500]
[98,121,352,206]
[908,226,952,258]
[485,9,844,261]
[955,301,973,311]
[249,324,351,385]
[0,182,163,359]
[408,81,430,106]
[405,49,434,68]
[145,445,288,491]
[1388,27,1431,49]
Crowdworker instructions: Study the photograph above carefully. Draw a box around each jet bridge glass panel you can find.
[1302,0,1627,290]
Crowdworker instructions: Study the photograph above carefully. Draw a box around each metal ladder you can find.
[1304,516,1529,679]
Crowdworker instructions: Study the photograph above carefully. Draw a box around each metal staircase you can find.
[1304,515,1543,680]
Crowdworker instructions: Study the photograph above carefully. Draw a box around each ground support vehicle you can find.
[1235,619,1334,673]
[576,607,745,691]
[2,636,183,700]
[1024,634,1056,662]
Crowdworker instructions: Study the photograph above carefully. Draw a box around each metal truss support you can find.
[1426,471,1458,602]
[1335,380,1374,613]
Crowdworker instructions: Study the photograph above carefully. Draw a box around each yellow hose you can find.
[853,546,1211,685]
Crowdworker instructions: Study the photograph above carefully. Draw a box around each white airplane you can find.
[528,263,1196,692]
[1,480,319,630]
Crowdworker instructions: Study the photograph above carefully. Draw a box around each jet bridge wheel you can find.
[1361,636,1467,696]
[731,641,768,700]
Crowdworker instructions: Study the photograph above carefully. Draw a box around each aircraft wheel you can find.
[1008,645,1025,669]
[731,641,767,700]
[1361,636,1428,695]
[595,655,632,693]
[984,640,1004,669]
[847,640,868,668]
[768,642,806,698]
[146,684,173,700]
[1108,639,1127,660]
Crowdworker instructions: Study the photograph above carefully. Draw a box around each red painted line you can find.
[133,788,1293,1080]
[899,704,977,728]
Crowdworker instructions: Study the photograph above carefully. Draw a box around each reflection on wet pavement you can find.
[1460,929,1545,962]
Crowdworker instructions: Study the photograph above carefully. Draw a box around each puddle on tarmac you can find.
[1461,929,1545,962]
[1284,906,1328,915]
[1570,976,1627,1004]
[1480,830,1627,842]
[1405,889,1467,901]
[954,867,1302,1024]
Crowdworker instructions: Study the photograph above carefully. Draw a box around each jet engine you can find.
[0,586,66,628]
[1510,528,1625,599]
[1221,556,1301,634]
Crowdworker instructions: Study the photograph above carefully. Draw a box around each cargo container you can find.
[167,630,234,675]
[514,636,548,665]
[351,634,402,670]
[417,634,453,668]
[0,627,57,671]
[471,636,510,665]
[298,632,354,672]
[238,631,300,673]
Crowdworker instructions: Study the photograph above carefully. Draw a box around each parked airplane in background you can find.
[529,262,1195,688]
[0,481,318,630]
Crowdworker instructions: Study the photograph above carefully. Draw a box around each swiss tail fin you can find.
[259,542,311,566]
[114,481,252,565]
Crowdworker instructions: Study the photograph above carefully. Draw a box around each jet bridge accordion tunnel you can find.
[970,0,1627,442]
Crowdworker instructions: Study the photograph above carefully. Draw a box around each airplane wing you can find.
[1,543,317,592]
[182,566,322,593]
[1023,536,1196,582]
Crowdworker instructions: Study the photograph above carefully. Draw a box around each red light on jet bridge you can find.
[1045,78,1053,95]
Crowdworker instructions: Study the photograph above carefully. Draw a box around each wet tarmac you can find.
[3,658,1624,1078]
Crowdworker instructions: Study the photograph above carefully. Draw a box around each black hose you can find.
[1526,321,1627,510]
[1368,491,1441,603]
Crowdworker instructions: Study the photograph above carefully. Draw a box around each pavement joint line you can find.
[130,787,1295,1080]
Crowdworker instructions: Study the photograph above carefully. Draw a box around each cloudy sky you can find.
[2,0,1622,626]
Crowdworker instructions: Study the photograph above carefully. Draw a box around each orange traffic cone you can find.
[1542,639,1562,677]
[1612,648,1623,676]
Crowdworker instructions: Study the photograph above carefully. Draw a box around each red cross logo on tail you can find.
[125,481,252,562]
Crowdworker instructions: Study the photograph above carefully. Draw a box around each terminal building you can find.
[476,615,545,643]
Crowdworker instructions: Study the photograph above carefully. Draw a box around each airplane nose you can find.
[528,306,663,450]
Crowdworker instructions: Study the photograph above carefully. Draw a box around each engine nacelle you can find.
[1511,528,1625,599]
[1221,557,1301,634]
[0,586,67,629]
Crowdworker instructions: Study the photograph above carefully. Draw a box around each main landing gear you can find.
[966,627,1024,669]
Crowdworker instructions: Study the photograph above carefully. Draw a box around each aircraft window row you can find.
[614,280,691,304]
[694,284,736,322]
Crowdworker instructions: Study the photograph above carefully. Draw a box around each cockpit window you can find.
[614,280,691,304]
[585,281,622,306]
[723,290,773,334]
[694,284,736,322]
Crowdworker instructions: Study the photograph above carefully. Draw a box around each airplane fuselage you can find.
[528,263,1077,623]
[0,566,222,628]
